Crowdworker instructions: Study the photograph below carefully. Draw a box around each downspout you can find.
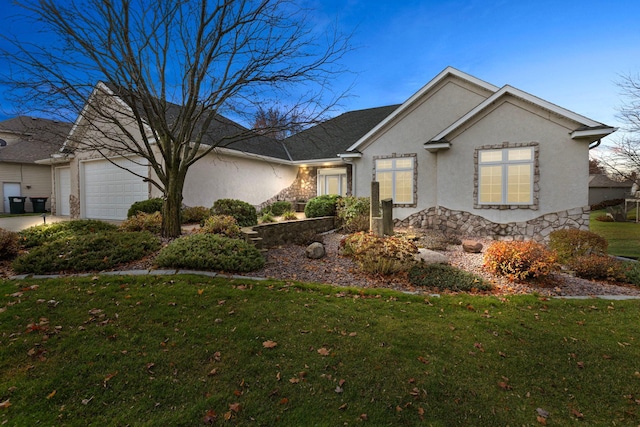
[589,139,602,150]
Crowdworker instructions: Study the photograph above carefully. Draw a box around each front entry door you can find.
[3,182,21,213]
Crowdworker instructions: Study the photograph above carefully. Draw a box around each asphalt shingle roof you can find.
[283,105,400,161]
[0,116,72,164]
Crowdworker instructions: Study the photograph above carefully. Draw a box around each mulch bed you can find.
[2,229,639,298]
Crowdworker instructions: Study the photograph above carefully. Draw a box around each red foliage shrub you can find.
[483,240,557,282]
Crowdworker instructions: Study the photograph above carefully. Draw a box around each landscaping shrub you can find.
[199,215,243,239]
[408,263,492,292]
[181,206,209,224]
[211,199,257,227]
[282,210,298,221]
[155,234,264,272]
[337,196,370,233]
[341,232,418,275]
[483,240,557,281]
[260,212,276,223]
[120,212,163,234]
[549,228,608,264]
[568,254,627,281]
[18,219,118,248]
[127,198,163,218]
[12,231,160,274]
[304,194,340,218]
[623,262,640,286]
[0,228,19,260]
[262,201,293,216]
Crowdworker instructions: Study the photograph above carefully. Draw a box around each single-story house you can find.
[40,67,616,240]
[588,174,633,206]
[0,116,72,213]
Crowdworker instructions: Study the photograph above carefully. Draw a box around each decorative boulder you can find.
[414,248,449,264]
[462,240,483,253]
[305,242,325,259]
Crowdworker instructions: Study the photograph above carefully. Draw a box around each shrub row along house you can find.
[32,67,614,240]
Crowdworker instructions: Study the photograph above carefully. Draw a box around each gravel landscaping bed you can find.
[2,229,639,297]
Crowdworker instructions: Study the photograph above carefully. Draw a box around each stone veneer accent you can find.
[396,205,590,242]
[258,165,352,211]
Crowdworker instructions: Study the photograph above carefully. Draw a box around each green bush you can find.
[337,196,370,233]
[282,211,298,221]
[341,232,418,275]
[408,264,492,292]
[483,240,557,282]
[623,262,640,286]
[260,212,276,223]
[262,201,293,216]
[199,215,243,239]
[304,195,340,218]
[549,228,608,264]
[181,206,210,224]
[211,199,257,227]
[127,198,163,218]
[12,231,160,274]
[155,234,264,272]
[0,228,19,260]
[18,220,118,248]
[568,254,627,281]
[120,212,163,234]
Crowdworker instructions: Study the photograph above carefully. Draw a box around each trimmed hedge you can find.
[18,220,118,248]
[262,201,293,216]
[12,231,160,274]
[211,199,257,227]
[155,234,264,272]
[0,228,19,260]
[548,228,608,264]
[305,195,340,218]
[127,198,163,218]
[409,263,492,292]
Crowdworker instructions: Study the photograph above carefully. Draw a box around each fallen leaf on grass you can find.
[46,390,56,399]
[278,397,289,405]
[229,402,241,413]
[335,386,343,393]
[317,347,330,356]
[0,399,11,409]
[197,289,204,295]
[571,408,584,418]
[360,413,368,420]
[263,340,278,349]
[338,403,347,410]
[289,377,300,384]
[103,371,118,388]
[203,409,217,423]
[536,415,547,425]
[417,356,429,364]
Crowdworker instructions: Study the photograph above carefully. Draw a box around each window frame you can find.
[474,143,539,210]
[373,154,417,207]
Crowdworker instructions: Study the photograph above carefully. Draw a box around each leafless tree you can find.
[252,105,304,140]
[0,0,351,236]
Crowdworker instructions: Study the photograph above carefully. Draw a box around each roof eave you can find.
[571,127,617,141]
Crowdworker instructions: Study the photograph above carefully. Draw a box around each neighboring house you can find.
[0,116,72,213]
[588,174,633,206]
[40,67,616,240]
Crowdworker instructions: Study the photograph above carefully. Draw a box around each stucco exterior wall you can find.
[436,97,590,223]
[352,77,494,218]
[179,151,298,208]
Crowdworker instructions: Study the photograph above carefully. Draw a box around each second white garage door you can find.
[82,157,149,220]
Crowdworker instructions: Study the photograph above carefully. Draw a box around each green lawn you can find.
[1,275,640,426]
[590,210,640,259]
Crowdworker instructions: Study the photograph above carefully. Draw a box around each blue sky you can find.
[1,0,639,144]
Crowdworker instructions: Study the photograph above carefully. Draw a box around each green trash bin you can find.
[30,197,48,213]
[9,196,27,214]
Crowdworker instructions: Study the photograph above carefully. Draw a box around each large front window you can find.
[375,156,415,204]
[478,147,533,204]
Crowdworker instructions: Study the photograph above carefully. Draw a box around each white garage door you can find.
[56,167,71,216]
[82,157,148,220]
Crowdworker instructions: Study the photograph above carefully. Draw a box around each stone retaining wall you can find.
[249,216,336,248]
[396,206,590,241]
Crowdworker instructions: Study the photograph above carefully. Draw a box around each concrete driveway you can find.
[0,215,70,232]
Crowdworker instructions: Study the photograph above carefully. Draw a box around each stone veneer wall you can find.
[250,216,336,248]
[396,206,590,242]
[258,165,352,211]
